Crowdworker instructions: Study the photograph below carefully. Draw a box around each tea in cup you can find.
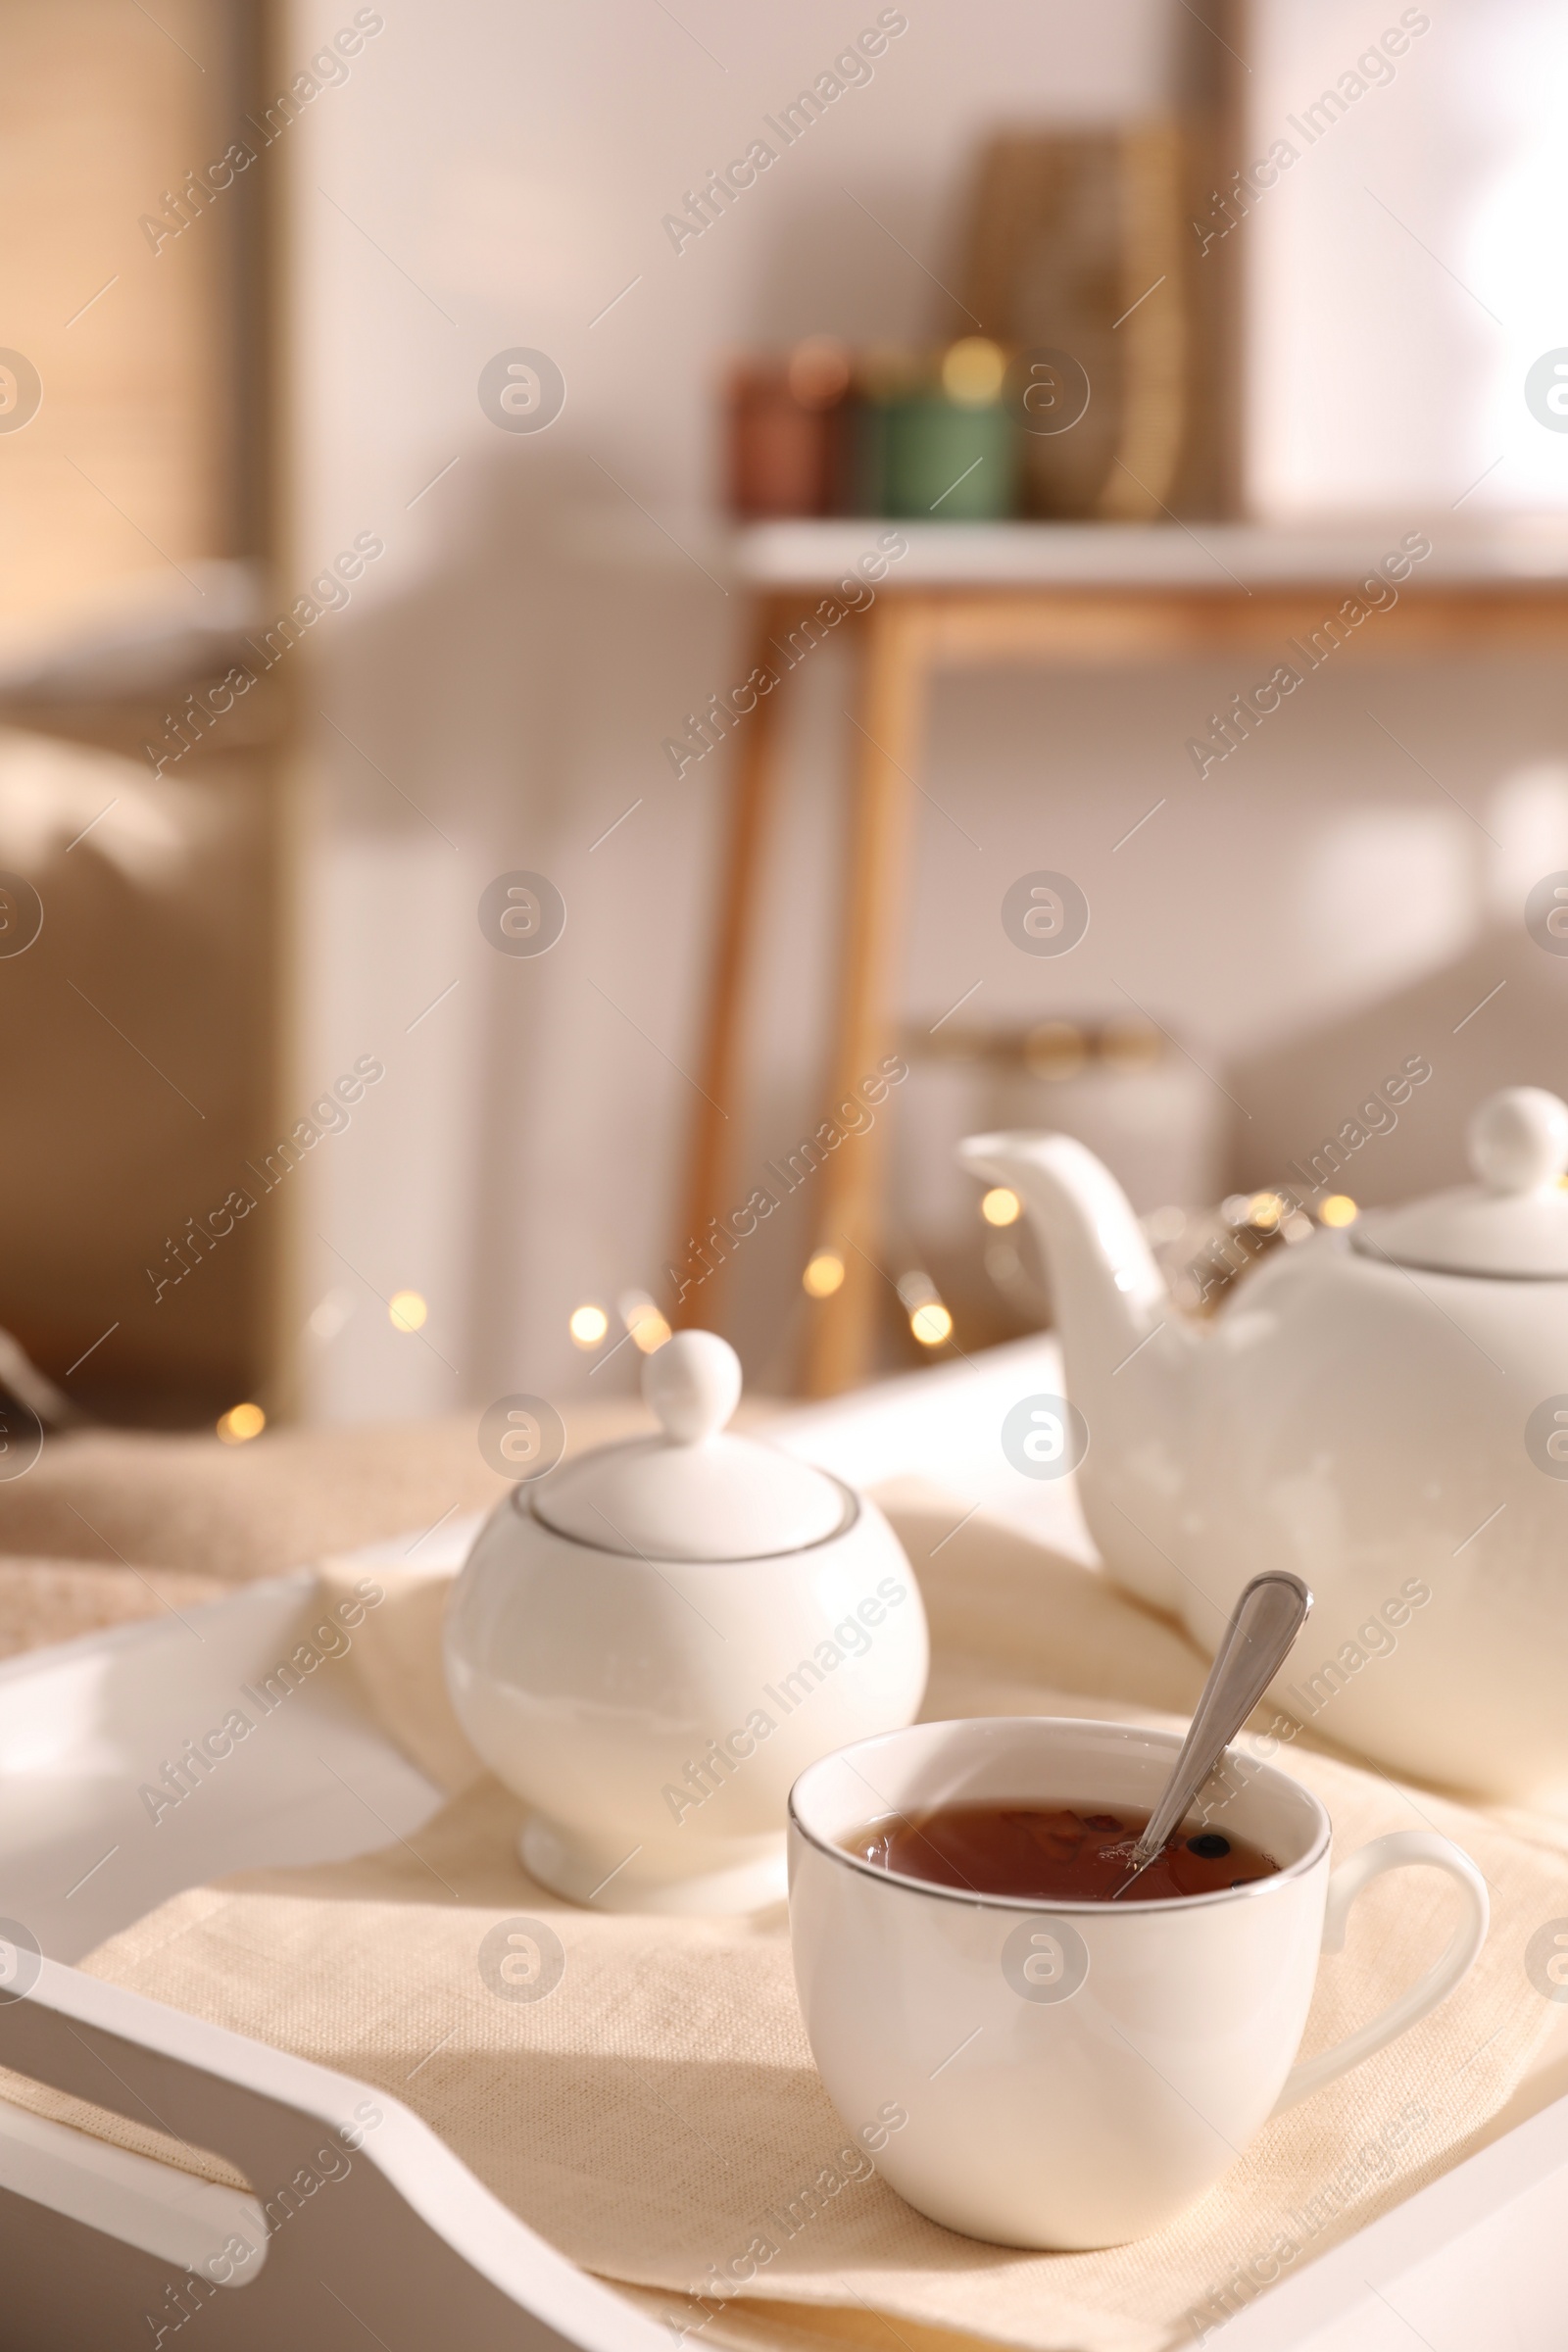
[788,1717,1488,2248]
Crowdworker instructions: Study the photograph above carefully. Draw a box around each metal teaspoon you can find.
[1110,1569,1312,1899]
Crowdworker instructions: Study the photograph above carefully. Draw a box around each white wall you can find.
[279,0,1568,1423]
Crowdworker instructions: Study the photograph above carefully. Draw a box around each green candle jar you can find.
[874,339,1019,520]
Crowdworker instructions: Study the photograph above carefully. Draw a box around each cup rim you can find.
[788,1715,1332,1915]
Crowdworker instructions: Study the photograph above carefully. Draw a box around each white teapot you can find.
[961,1088,1568,1808]
[444,1331,928,1912]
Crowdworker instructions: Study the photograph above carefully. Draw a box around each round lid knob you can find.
[1468,1087,1568,1194]
[1352,1085,1568,1278]
[643,1330,742,1443]
[529,1329,852,1560]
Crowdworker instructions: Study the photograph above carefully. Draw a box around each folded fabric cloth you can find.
[0,1400,654,1584]
[48,1483,1568,2352]
[0,1554,228,1658]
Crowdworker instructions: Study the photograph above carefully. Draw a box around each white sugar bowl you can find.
[444,1331,928,1914]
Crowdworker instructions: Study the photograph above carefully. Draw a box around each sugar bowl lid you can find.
[530,1330,853,1561]
[1351,1087,1568,1278]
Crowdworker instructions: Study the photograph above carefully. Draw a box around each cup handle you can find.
[1270,1831,1490,2115]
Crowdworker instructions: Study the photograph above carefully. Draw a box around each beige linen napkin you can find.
[37,1483,1565,2352]
[0,1555,227,1658]
[0,1399,658,1582]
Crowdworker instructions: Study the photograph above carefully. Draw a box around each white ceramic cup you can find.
[788,1718,1489,2249]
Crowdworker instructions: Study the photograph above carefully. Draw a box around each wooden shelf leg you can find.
[803,595,931,1397]
[670,594,788,1328]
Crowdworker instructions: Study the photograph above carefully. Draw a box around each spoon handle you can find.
[1119,1570,1312,1886]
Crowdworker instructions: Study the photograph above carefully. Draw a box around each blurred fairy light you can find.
[217,1401,266,1445]
[618,1291,671,1353]
[307,1287,354,1344]
[897,1268,953,1348]
[786,336,851,406]
[941,335,1006,406]
[568,1303,609,1348]
[1248,1192,1285,1231]
[389,1289,427,1332]
[979,1186,1021,1227]
[1318,1196,1358,1228]
[803,1249,845,1298]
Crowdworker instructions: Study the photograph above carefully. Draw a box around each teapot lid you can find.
[530,1330,852,1560]
[1351,1088,1568,1277]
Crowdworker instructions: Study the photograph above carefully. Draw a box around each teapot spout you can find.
[959,1130,1194,1611]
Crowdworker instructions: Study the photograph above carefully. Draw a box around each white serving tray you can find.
[2,1341,1566,2351]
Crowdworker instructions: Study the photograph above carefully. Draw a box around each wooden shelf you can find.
[681,518,1568,1397]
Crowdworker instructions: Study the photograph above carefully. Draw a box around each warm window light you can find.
[909,1300,954,1347]
[619,1291,672,1353]
[389,1289,427,1332]
[1319,1196,1358,1228]
[980,1186,1021,1227]
[803,1250,845,1298]
[568,1303,609,1348]
[217,1401,266,1445]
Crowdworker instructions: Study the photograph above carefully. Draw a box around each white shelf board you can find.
[734,515,1568,591]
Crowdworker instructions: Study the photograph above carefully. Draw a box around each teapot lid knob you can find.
[642,1329,742,1444]
[1467,1087,1568,1194]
